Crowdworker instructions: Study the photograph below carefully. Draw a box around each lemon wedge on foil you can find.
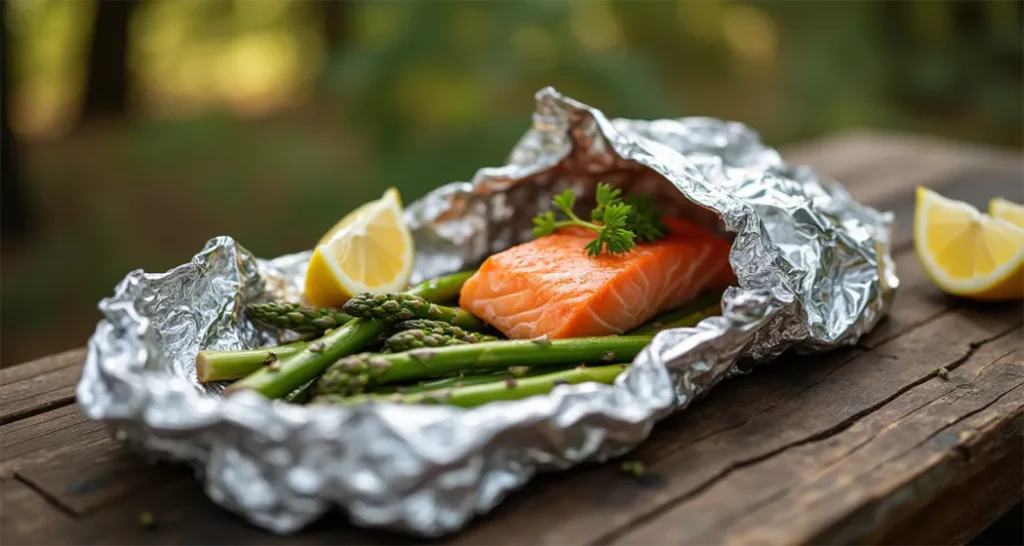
[304,188,414,307]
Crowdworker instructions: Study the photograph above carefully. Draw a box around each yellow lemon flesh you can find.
[989,197,1024,229]
[304,188,415,307]
[914,187,1023,301]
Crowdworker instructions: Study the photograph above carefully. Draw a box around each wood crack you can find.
[593,321,1022,546]
[12,473,79,519]
[1,394,78,426]
[691,348,1023,539]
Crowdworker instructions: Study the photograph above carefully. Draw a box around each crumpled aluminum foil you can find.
[77,87,897,536]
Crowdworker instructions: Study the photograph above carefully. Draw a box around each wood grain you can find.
[612,334,1023,545]
[0,479,75,545]
[0,404,104,479]
[0,348,86,424]
[15,434,190,516]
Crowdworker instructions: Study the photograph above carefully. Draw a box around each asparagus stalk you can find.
[385,326,498,352]
[374,367,532,394]
[196,342,308,382]
[315,335,651,396]
[312,364,629,407]
[225,270,476,399]
[246,302,352,333]
[627,290,724,335]
[342,293,487,331]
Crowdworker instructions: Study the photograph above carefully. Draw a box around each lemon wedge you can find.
[914,187,1023,301]
[304,188,415,307]
[989,197,1024,229]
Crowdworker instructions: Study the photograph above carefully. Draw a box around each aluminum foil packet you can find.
[77,87,897,536]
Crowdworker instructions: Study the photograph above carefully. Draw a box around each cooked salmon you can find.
[459,217,735,339]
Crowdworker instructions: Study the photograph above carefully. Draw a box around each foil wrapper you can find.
[77,88,897,536]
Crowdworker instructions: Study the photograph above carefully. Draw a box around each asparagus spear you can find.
[395,319,500,338]
[196,341,308,382]
[373,367,537,395]
[385,326,498,352]
[627,290,724,335]
[342,293,487,331]
[246,302,352,333]
[312,363,629,407]
[314,335,651,395]
[385,331,468,352]
[224,270,476,399]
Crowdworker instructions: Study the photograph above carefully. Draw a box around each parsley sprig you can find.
[531,182,668,256]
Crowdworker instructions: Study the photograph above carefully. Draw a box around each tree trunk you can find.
[81,0,139,119]
[1,0,30,241]
[317,0,351,53]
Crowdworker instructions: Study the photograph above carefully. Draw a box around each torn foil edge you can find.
[77,87,897,536]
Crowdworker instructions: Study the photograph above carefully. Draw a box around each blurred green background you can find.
[1,0,1021,365]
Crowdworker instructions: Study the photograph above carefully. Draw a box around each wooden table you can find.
[2,131,1022,545]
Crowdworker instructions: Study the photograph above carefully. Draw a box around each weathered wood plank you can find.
[15,435,190,516]
[0,348,86,424]
[0,404,104,479]
[782,131,926,181]
[0,399,189,516]
[0,479,75,545]
[612,334,1022,545]
[0,478,407,546]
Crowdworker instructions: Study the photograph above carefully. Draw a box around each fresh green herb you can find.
[934,367,950,380]
[531,183,667,256]
[139,511,157,529]
[626,194,669,243]
[620,460,646,477]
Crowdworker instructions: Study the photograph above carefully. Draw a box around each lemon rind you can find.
[914,188,1024,296]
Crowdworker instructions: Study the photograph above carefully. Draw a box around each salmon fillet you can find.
[459,217,735,339]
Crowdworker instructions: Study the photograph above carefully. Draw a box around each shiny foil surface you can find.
[77,88,897,536]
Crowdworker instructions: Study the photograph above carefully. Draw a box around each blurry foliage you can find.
[1,0,1022,365]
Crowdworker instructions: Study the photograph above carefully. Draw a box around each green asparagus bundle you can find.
[314,335,651,396]
[223,270,476,399]
[312,364,629,407]
[246,302,352,334]
[342,293,487,331]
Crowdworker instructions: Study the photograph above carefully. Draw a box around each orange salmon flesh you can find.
[459,217,735,339]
